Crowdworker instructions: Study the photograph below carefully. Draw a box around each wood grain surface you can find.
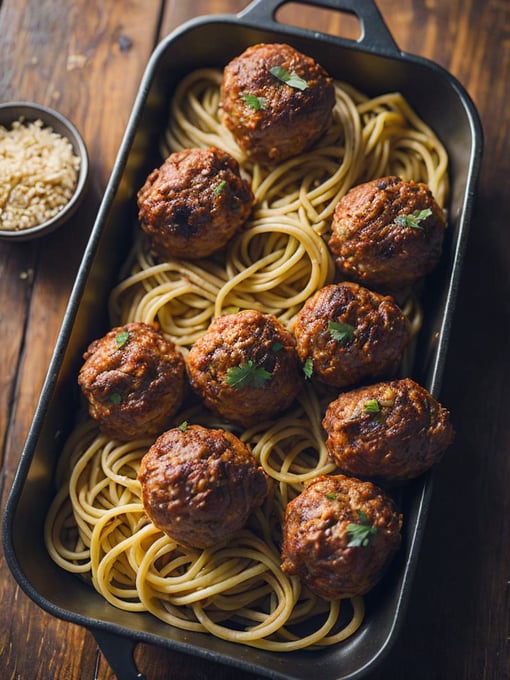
[1,1,509,679]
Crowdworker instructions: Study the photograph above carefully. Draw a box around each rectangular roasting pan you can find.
[3,1,483,678]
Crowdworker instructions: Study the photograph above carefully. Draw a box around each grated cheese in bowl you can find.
[0,115,83,234]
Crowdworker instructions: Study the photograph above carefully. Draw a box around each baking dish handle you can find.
[238,0,400,55]
[92,629,146,680]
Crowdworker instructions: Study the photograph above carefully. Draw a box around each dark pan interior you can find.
[4,7,482,680]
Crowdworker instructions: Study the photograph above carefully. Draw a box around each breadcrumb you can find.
[0,118,80,231]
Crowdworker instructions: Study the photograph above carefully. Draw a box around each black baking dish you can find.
[3,1,483,678]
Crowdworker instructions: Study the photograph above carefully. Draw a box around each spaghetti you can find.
[45,65,448,650]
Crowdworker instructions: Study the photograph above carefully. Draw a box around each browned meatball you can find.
[328,176,447,291]
[185,310,303,427]
[322,377,455,482]
[138,424,269,548]
[137,146,254,260]
[221,43,335,164]
[281,474,402,599]
[78,322,185,441]
[293,281,410,388]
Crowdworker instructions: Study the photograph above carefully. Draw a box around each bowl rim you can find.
[0,100,89,241]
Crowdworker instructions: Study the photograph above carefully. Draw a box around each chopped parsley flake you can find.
[269,65,308,91]
[302,357,313,379]
[225,360,272,389]
[213,179,227,196]
[240,92,268,110]
[328,320,355,344]
[394,208,432,230]
[178,421,188,431]
[363,398,387,424]
[363,399,381,413]
[109,393,122,405]
[346,510,378,547]
[115,331,129,348]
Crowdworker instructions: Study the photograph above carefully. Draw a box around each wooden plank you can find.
[0,243,36,469]
[0,1,165,678]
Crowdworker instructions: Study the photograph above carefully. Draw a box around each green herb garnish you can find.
[363,398,387,424]
[115,331,129,348]
[225,360,272,389]
[346,510,377,547]
[363,399,381,413]
[394,208,432,230]
[325,492,337,500]
[178,421,188,431]
[240,92,268,110]
[109,393,122,405]
[269,65,308,91]
[213,179,227,196]
[328,320,355,345]
[302,357,313,379]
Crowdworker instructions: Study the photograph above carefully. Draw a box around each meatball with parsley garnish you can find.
[221,42,335,164]
[293,281,411,389]
[78,322,186,441]
[138,424,269,549]
[137,146,254,260]
[328,176,447,291]
[185,309,303,427]
[280,474,402,599]
[322,377,455,483]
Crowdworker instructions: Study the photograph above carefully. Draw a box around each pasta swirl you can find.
[46,65,448,650]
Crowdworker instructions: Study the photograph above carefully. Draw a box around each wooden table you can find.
[1,1,508,678]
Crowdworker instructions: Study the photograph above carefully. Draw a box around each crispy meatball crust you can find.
[293,282,410,388]
[138,424,269,549]
[322,377,455,482]
[78,322,185,441]
[328,176,447,291]
[137,146,254,260]
[221,42,335,164]
[185,309,303,427]
[281,474,402,599]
